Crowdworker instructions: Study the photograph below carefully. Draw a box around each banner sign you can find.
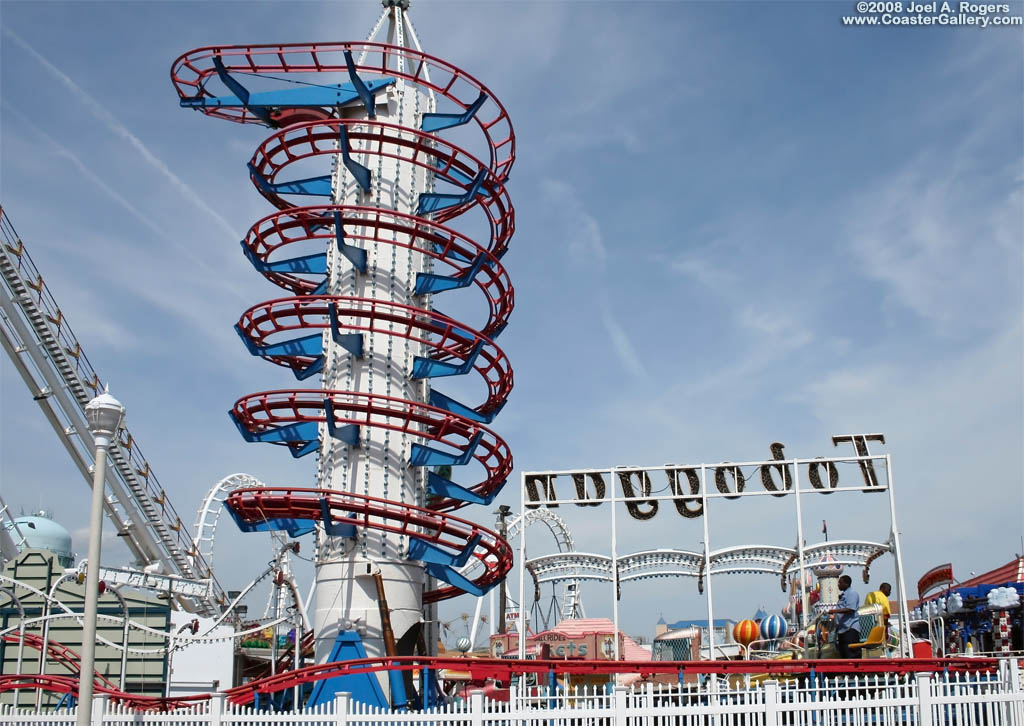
[918,563,954,599]
[524,434,888,520]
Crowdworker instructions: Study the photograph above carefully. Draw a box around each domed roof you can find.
[812,554,843,578]
[13,512,74,565]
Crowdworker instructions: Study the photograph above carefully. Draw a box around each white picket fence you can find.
[3,663,1023,725]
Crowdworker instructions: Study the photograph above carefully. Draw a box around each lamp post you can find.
[494,505,511,635]
[76,388,124,726]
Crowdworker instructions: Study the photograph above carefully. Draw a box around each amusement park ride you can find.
[0,0,1013,716]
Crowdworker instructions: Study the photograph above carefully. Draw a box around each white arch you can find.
[461,509,581,648]
[193,473,263,575]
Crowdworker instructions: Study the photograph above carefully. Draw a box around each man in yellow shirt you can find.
[865,582,892,626]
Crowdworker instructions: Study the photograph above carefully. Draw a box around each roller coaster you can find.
[5,2,1004,717]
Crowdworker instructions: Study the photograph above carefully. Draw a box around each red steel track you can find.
[236,297,512,416]
[230,392,511,512]
[2,657,999,710]
[1,634,118,691]
[241,206,513,337]
[226,488,512,603]
[170,42,515,179]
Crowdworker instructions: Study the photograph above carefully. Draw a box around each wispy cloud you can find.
[599,302,647,379]
[4,106,245,300]
[542,179,608,270]
[542,178,648,379]
[3,28,240,241]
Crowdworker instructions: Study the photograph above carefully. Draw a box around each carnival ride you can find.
[166,0,519,708]
[0,1,1014,716]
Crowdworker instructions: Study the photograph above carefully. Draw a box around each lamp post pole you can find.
[76,388,124,726]
[495,506,511,635]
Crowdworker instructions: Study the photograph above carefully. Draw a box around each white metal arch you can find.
[193,473,263,576]
[528,540,892,590]
[463,509,581,648]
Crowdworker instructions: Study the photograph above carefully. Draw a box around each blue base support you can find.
[308,631,389,709]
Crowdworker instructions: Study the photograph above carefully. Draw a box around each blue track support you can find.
[55,693,74,711]
[421,91,488,133]
[235,325,323,360]
[409,430,483,467]
[411,341,483,380]
[388,670,409,712]
[211,56,272,125]
[427,311,477,341]
[241,241,328,275]
[343,50,377,119]
[427,469,501,505]
[308,631,388,709]
[417,168,488,214]
[328,305,364,357]
[318,497,356,538]
[229,411,320,457]
[414,253,486,294]
[339,125,372,191]
[333,211,367,272]
[428,389,502,424]
[249,163,333,197]
[225,502,316,538]
[181,78,395,112]
[323,398,360,446]
[424,562,486,597]
[408,532,481,568]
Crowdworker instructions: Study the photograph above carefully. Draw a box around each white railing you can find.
[3,662,1023,725]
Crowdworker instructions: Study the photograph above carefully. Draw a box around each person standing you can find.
[833,575,862,658]
[865,582,892,627]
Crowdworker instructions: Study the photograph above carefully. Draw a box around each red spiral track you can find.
[241,206,513,337]
[167,34,517,699]
[170,42,515,179]
[226,488,513,603]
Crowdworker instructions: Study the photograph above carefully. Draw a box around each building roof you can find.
[551,618,618,636]
[549,619,650,661]
[920,556,1024,603]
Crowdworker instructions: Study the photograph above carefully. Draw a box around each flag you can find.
[822,520,828,536]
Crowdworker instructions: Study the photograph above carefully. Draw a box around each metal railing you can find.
[0,206,224,616]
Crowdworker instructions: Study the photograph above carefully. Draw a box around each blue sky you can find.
[1,1,1021,644]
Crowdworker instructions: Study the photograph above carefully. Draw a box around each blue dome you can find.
[13,514,74,567]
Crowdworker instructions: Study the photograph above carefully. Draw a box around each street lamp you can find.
[76,387,124,726]
[494,505,511,634]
